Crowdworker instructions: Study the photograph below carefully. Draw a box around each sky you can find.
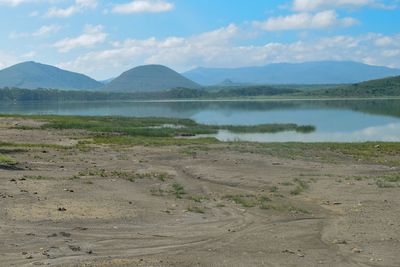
[0,0,399,80]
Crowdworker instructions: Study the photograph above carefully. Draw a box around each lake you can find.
[1,99,400,142]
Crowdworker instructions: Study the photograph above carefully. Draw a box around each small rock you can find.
[59,232,71,237]
[332,239,347,244]
[68,245,81,252]
[282,249,296,254]
[352,247,362,253]
[57,207,67,212]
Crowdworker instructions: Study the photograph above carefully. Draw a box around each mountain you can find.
[308,75,400,97]
[183,61,400,85]
[99,77,115,84]
[105,64,200,92]
[0,61,103,90]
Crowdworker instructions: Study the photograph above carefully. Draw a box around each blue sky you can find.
[0,0,399,79]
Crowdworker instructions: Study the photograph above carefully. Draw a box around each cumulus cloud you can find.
[253,10,358,31]
[45,0,97,18]
[57,23,400,79]
[111,0,174,14]
[10,24,61,39]
[0,51,18,69]
[0,0,41,6]
[292,0,394,11]
[54,24,107,52]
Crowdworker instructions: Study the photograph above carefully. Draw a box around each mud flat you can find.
[0,116,399,267]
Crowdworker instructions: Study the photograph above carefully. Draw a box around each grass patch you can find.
[229,142,400,166]
[216,124,315,134]
[2,115,315,144]
[224,194,271,208]
[270,186,279,192]
[150,188,166,196]
[190,195,208,203]
[290,178,310,195]
[374,173,400,188]
[0,154,18,165]
[260,203,310,214]
[172,182,186,199]
[23,175,49,180]
[78,169,107,177]
[130,172,171,182]
[187,202,206,214]
[93,136,218,146]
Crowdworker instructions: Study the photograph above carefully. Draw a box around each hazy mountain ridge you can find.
[183,61,400,85]
[0,61,399,93]
[0,61,103,91]
[104,65,200,92]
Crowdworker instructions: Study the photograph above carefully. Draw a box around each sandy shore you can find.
[0,117,399,267]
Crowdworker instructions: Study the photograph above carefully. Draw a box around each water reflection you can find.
[1,99,400,142]
[215,123,400,142]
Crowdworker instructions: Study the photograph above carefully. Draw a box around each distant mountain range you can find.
[183,61,400,85]
[104,65,200,92]
[0,61,103,90]
[0,61,399,92]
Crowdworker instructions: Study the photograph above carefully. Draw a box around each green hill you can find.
[0,61,103,91]
[308,76,400,97]
[105,64,200,92]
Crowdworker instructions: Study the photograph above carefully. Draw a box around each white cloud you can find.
[0,0,28,6]
[9,24,61,39]
[0,0,37,6]
[56,24,400,79]
[45,0,97,18]
[21,51,37,58]
[33,25,61,36]
[253,10,358,31]
[111,0,174,14]
[54,24,107,53]
[292,0,394,11]
[0,0,58,7]
[375,36,394,46]
[0,51,18,69]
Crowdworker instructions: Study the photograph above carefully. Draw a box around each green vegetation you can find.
[224,194,271,208]
[77,168,172,182]
[1,115,315,142]
[215,124,315,134]
[1,75,399,102]
[23,175,49,180]
[306,76,400,97]
[260,203,310,214]
[290,178,310,195]
[230,142,400,166]
[0,85,301,102]
[0,154,17,165]
[187,202,206,214]
[172,182,186,199]
[375,173,400,188]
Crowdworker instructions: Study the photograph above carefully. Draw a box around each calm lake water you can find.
[1,99,400,142]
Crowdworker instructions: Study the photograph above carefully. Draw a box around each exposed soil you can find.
[0,118,399,267]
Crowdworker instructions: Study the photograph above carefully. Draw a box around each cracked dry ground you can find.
[0,119,399,266]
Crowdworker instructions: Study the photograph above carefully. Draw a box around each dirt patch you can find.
[0,118,399,266]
